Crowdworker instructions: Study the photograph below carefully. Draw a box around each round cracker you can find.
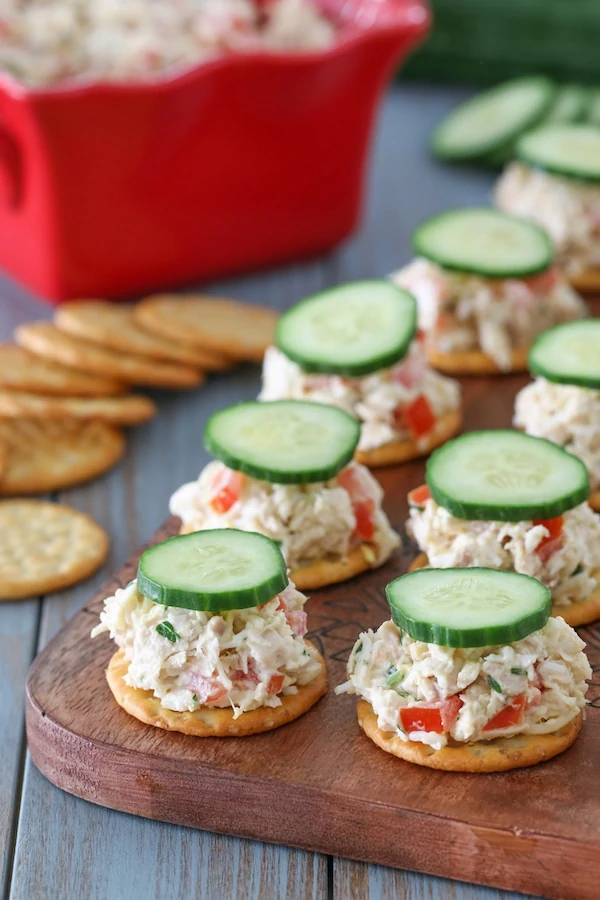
[568,268,600,294]
[355,409,462,468]
[179,522,384,590]
[0,343,124,397]
[15,322,204,389]
[55,301,231,372]
[0,500,109,600]
[0,437,7,481]
[589,489,600,512]
[106,645,327,737]
[357,700,582,772]
[426,345,529,375]
[0,389,156,426]
[136,295,278,362]
[0,418,125,495]
[409,553,600,626]
[290,544,380,591]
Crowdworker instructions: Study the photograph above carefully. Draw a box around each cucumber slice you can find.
[517,124,600,182]
[486,85,590,168]
[529,319,600,388]
[587,89,600,127]
[543,85,589,125]
[413,208,553,278]
[427,430,589,521]
[275,281,416,377]
[137,529,288,611]
[386,567,551,648]
[205,400,360,484]
[431,76,555,161]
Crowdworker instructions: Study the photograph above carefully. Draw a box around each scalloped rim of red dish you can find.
[0,0,430,100]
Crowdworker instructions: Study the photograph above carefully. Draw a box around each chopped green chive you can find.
[192,694,198,702]
[156,621,180,643]
[487,675,503,694]
[572,563,584,576]
[510,667,528,676]
[355,641,363,654]
[384,666,403,688]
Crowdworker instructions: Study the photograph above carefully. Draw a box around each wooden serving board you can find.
[26,373,600,900]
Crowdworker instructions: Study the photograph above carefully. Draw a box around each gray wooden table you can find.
[0,83,533,900]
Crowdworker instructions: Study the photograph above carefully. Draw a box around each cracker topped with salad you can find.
[495,124,600,291]
[391,208,586,374]
[259,280,462,467]
[170,400,400,590]
[514,318,600,513]
[407,429,600,626]
[92,528,327,736]
[337,567,590,771]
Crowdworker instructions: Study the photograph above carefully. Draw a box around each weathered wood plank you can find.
[0,275,50,894]
[11,766,328,900]
[0,600,39,897]
[332,861,531,900]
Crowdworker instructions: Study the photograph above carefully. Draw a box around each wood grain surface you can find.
[25,369,600,900]
[5,84,598,900]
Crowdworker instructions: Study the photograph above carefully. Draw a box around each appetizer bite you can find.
[407,430,600,626]
[337,567,591,771]
[259,280,461,467]
[92,529,327,736]
[391,208,585,374]
[514,319,600,512]
[170,400,400,590]
[495,125,600,291]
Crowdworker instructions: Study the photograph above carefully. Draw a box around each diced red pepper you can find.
[267,673,285,695]
[233,658,260,686]
[285,609,307,637]
[435,312,453,332]
[400,705,443,734]
[337,466,376,542]
[391,351,427,389]
[209,467,245,514]
[532,516,564,563]
[353,499,376,541]
[408,484,431,509]
[189,674,228,704]
[401,394,436,440]
[439,694,463,730]
[336,466,363,497]
[522,266,559,295]
[400,696,462,734]
[483,693,526,732]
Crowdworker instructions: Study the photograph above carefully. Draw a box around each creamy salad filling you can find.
[515,378,600,491]
[91,579,322,718]
[336,617,591,750]
[259,341,461,452]
[0,0,336,87]
[408,496,600,607]
[495,163,600,276]
[170,460,399,570]
[390,258,585,371]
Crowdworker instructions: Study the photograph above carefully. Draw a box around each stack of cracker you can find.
[0,296,277,600]
[0,296,278,496]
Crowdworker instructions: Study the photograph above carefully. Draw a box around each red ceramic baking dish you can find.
[0,0,429,303]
